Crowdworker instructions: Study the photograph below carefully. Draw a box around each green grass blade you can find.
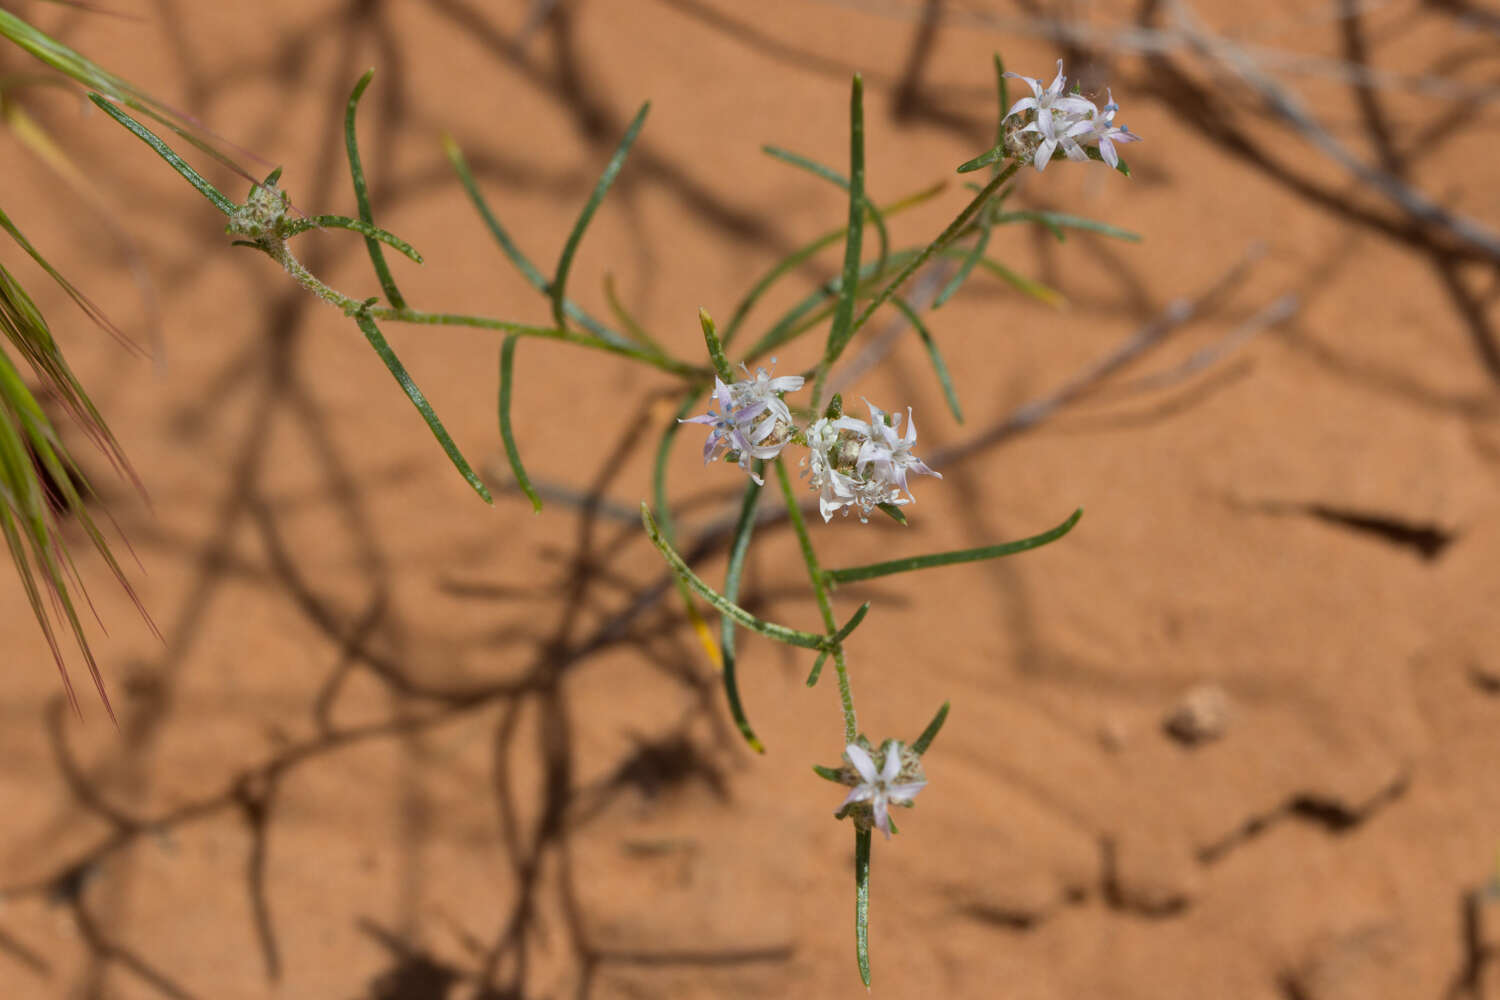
[890,298,963,424]
[1,9,258,189]
[498,335,540,512]
[814,74,867,403]
[0,9,127,94]
[721,471,765,752]
[824,508,1082,585]
[641,502,829,650]
[86,94,235,215]
[344,69,408,309]
[995,210,1142,242]
[551,102,650,332]
[0,267,154,651]
[280,214,422,262]
[351,312,492,503]
[933,224,991,309]
[855,828,872,986]
[442,135,630,346]
[0,207,127,346]
[761,144,889,280]
[910,700,950,756]
[0,357,114,720]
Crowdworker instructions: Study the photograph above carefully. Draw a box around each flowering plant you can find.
[0,9,1136,981]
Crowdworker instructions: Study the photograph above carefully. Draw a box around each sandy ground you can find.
[1,0,1499,997]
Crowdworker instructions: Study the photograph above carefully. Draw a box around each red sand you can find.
[1,1,1498,997]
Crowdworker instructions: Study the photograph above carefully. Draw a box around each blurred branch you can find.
[1166,0,1500,263]
[811,0,1500,100]
[931,244,1269,467]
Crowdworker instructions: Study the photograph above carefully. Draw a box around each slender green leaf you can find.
[602,273,667,355]
[698,307,733,383]
[972,255,1065,308]
[442,135,630,346]
[995,210,1142,242]
[812,763,844,783]
[721,471,765,752]
[641,502,830,650]
[498,335,540,512]
[351,311,492,502]
[855,828,872,986]
[443,135,549,289]
[829,601,870,645]
[344,70,409,308]
[933,224,991,309]
[86,94,235,215]
[846,161,1019,345]
[805,649,828,687]
[910,700,950,756]
[824,507,1082,585]
[956,143,1006,174]
[773,458,857,741]
[721,181,946,349]
[741,239,1051,364]
[889,298,962,424]
[551,102,650,332]
[378,308,702,377]
[280,214,422,262]
[994,53,1009,157]
[651,387,710,547]
[815,74,867,403]
[743,245,921,363]
[761,143,889,280]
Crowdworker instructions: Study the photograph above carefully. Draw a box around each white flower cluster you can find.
[836,739,927,839]
[682,364,941,522]
[802,401,940,523]
[1002,60,1140,172]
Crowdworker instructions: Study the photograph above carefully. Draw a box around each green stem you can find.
[855,827,872,986]
[844,160,1019,346]
[254,235,705,378]
[774,457,856,743]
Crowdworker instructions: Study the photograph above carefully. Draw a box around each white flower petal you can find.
[1004,96,1038,120]
[840,785,875,809]
[1002,71,1043,98]
[1044,60,1065,96]
[872,794,892,838]
[844,743,879,783]
[1034,138,1057,170]
[887,780,927,803]
[881,742,903,783]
